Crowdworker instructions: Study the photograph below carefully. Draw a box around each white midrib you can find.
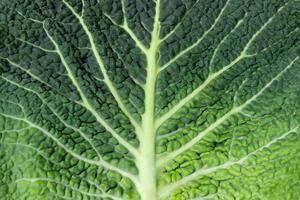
[136,0,161,199]
[55,1,161,199]
[136,46,158,200]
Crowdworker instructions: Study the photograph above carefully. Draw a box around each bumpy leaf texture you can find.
[0,0,300,199]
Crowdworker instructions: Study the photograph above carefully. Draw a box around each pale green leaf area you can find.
[0,0,300,199]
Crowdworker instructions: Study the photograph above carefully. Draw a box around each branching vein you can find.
[0,57,79,105]
[159,0,201,42]
[0,112,139,184]
[155,3,287,128]
[1,76,128,164]
[157,56,299,167]
[61,0,142,133]
[158,0,231,72]
[16,177,123,200]
[102,0,148,54]
[159,126,299,198]
[42,23,138,157]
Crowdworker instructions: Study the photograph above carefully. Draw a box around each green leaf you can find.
[0,0,300,199]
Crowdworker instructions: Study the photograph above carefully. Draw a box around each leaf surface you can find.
[0,0,300,199]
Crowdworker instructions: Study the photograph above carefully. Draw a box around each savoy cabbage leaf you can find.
[0,0,300,199]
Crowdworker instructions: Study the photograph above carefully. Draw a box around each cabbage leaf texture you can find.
[0,0,300,199]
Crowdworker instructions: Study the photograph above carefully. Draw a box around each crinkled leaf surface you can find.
[0,0,300,199]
